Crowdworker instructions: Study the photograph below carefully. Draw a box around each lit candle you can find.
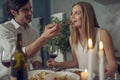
[99,41,105,80]
[81,69,88,80]
[88,38,93,80]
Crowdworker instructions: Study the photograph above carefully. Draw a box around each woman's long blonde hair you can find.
[70,1,100,47]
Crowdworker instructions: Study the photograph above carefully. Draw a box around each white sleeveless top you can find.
[74,28,103,75]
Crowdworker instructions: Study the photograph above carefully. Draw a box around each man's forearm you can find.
[26,34,48,58]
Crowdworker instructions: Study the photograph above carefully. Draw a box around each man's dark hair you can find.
[7,0,29,19]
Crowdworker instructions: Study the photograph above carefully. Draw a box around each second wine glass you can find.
[1,48,11,79]
[1,49,11,68]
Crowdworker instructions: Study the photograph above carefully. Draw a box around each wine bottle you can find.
[10,33,28,80]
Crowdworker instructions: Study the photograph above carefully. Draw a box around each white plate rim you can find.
[65,68,85,72]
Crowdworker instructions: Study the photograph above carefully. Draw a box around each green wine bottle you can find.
[10,33,28,80]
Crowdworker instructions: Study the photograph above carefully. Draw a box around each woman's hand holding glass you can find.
[47,46,59,71]
[47,59,56,68]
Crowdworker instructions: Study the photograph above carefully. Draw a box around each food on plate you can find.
[29,71,49,80]
[73,70,82,76]
[45,71,80,80]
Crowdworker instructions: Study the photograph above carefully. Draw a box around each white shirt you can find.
[0,19,42,79]
[74,28,106,76]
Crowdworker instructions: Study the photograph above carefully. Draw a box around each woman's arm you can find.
[100,29,118,77]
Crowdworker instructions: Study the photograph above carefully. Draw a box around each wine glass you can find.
[49,46,58,59]
[0,48,11,80]
[1,49,11,68]
[48,46,58,70]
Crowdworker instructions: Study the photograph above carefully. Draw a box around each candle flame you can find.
[99,41,103,50]
[88,38,93,49]
[85,69,88,72]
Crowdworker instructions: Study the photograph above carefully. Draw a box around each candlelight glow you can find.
[85,69,87,72]
[81,69,89,80]
[99,41,103,50]
[88,38,93,49]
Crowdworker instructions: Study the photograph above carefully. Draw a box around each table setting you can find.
[28,68,80,80]
[28,68,96,80]
[1,38,120,80]
[28,67,120,80]
[28,39,120,80]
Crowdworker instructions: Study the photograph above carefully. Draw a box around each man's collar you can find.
[10,19,21,29]
[10,19,30,30]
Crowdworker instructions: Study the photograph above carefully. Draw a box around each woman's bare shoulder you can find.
[99,28,112,42]
[100,28,110,37]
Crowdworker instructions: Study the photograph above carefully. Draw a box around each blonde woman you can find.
[47,1,117,78]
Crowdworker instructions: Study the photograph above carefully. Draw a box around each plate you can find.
[65,68,84,72]
[45,71,80,80]
[28,70,54,80]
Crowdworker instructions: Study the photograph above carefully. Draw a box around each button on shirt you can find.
[0,19,42,79]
